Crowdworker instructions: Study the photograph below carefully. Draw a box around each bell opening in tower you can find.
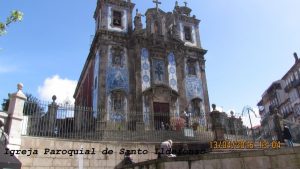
[113,11,122,27]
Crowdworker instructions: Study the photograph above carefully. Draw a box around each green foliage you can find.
[1,93,44,115]
[0,10,23,36]
[1,98,9,112]
[23,93,44,116]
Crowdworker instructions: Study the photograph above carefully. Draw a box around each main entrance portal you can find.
[153,102,170,130]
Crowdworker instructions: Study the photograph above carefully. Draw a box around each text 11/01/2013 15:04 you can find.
[210,140,281,149]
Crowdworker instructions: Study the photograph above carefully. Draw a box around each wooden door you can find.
[153,102,170,130]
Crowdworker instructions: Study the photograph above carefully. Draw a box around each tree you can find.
[1,93,44,115]
[0,10,23,36]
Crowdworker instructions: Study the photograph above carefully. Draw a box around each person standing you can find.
[158,140,176,158]
[161,122,165,130]
[283,126,293,147]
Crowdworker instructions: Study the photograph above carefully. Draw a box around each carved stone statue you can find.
[134,9,143,31]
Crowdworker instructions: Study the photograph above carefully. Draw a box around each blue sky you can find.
[1,0,300,126]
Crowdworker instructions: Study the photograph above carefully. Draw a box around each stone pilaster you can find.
[6,83,27,153]
[210,104,225,141]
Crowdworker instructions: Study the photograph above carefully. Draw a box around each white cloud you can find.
[38,75,77,104]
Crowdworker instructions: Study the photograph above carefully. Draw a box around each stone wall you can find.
[121,147,300,169]
[18,136,158,169]
[0,111,7,125]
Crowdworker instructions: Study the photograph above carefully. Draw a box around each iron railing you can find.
[21,100,216,143]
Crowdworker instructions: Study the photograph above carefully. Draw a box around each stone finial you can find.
[52,95,57,102]
[230,111,234,116]
[175,1,178,7]
[17,83,23,91]
[294,52,298,62]
[184,0,188,7]
[212,104,216,111]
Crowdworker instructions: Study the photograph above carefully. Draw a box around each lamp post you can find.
[242,106,257,142]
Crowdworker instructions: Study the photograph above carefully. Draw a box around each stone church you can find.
[73,0,210,131]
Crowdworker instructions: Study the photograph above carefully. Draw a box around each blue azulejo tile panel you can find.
[142,96,150,125]
[93,52,100,118]
[152,58,166,84]
[168,52,178,91]
[185,76,204,101]
[107,94,128,122]
[141,48,151,91]
[106,46,129,93]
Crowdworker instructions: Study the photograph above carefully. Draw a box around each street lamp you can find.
[242,106,257,142]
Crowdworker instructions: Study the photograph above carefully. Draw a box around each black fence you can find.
[21,100,215,143]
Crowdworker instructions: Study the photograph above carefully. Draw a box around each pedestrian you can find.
[161,122,165,130]
[115,151,134,169]
[123,151,134,165]
[158,139,176,158]
[283,126,293,147]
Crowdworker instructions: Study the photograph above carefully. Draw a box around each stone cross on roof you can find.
[153,0,161,11]
[184,0,188,7]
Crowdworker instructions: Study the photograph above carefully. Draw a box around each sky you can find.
[1,0,300,127]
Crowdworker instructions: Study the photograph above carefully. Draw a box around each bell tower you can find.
[145,0,166,36]
[94,0,135,33]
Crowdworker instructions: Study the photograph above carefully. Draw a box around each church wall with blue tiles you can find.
[184,58,206,127]
[106,46,129,121]
[106,94,128,122]
[141,48,151,91]
[142,95,150,126]
[106,46,129,93]
[168,52,178,91]
[92,51,100,118]
[184,58,204,101]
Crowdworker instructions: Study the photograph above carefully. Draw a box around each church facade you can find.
[73,0,210,131]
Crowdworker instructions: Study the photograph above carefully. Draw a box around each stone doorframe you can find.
[142,84,179,130]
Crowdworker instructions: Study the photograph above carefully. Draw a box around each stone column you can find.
[210,104,225,141]
[46,95,58,135]
[6,83,27,151]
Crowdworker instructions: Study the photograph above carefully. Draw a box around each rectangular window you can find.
[113,11,122,27]
[184,26,192,41]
